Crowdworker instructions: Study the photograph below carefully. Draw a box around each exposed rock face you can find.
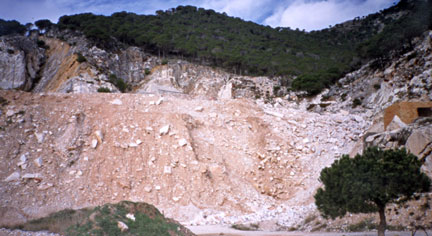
[0,35,45,90]
[1,31,280,100]
[323,31,432,117]
[135,61,277,100]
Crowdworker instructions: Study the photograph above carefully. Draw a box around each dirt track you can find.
[188,225,432,236]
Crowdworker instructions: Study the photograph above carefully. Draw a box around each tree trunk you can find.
[378,205,387,236]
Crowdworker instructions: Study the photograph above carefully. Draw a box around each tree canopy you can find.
[35,19,53,31]
[54,1,432,95]
[314,147,431,236]
[0,19,26,36]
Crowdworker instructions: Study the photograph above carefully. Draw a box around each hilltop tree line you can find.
[1,0,431,95]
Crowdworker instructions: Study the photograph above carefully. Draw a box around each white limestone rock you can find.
[22,173,42,180]
[195,106,204,112]
[94,130,104,143]
[5,172,20,182]
[386,115,407,131]
[164,166,172,174]
[35,132,45,143]
[178,138,188,147]
[117,221,129,232]
[110,99,123,105]
[159,125,170,136]
[156,97,164,105]
[126,213,136,221]
[91,139,98,149]
[34,157,43,167]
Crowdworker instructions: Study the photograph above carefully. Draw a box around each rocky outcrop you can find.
[1,31,280,100]
[0,35,45,91]
[321,31,432,117]
[135,61,278,100]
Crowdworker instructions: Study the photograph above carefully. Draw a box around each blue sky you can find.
[0,0,397,31]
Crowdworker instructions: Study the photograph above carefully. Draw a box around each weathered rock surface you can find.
[0,35,45,90]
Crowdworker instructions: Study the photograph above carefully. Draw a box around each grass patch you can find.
[97,87,111,93]
[6,201,193,236]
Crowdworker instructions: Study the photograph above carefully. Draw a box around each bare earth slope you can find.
[0,91,368,228]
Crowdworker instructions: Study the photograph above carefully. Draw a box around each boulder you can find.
[35,132,45,143]
[34,157,43,168]
[91,139,98,149]
[0,36,45,91]
[5,172,20,182]
[386,115,407,131]
[22,173,42,180]
[94,130,103,143]
[117,221,128,232]
[218,82,232,100]
[159,125,170,136]
[178,138,188,147]
[406,128,432,158]
[126,213,135,221]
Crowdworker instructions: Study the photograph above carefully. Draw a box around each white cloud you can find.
[264,0,395,31]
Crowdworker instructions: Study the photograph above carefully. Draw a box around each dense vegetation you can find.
[57,7,354,78]
[358,0,432,68]
[0,19,26,36]
[1,0,431,95]
[315,147,431,236]
[54,0,432,95]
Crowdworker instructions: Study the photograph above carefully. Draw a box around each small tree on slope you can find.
[314,147,431,236]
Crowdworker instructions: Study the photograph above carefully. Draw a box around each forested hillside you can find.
[1,0,431,95]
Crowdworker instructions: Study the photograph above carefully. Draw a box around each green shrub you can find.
[0,96,9,106]
[76,53,87,63]
[373,83,381,90]
[352,98,362,108]
[109,74,127,93]
[97,87,111,93]
[341,93,347,101]
[292,74,326,96]
[37,40,48,49]
[273,85,281,95]
[145,68,151,75]
[161,59,168,65]
[292,68,342,96]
